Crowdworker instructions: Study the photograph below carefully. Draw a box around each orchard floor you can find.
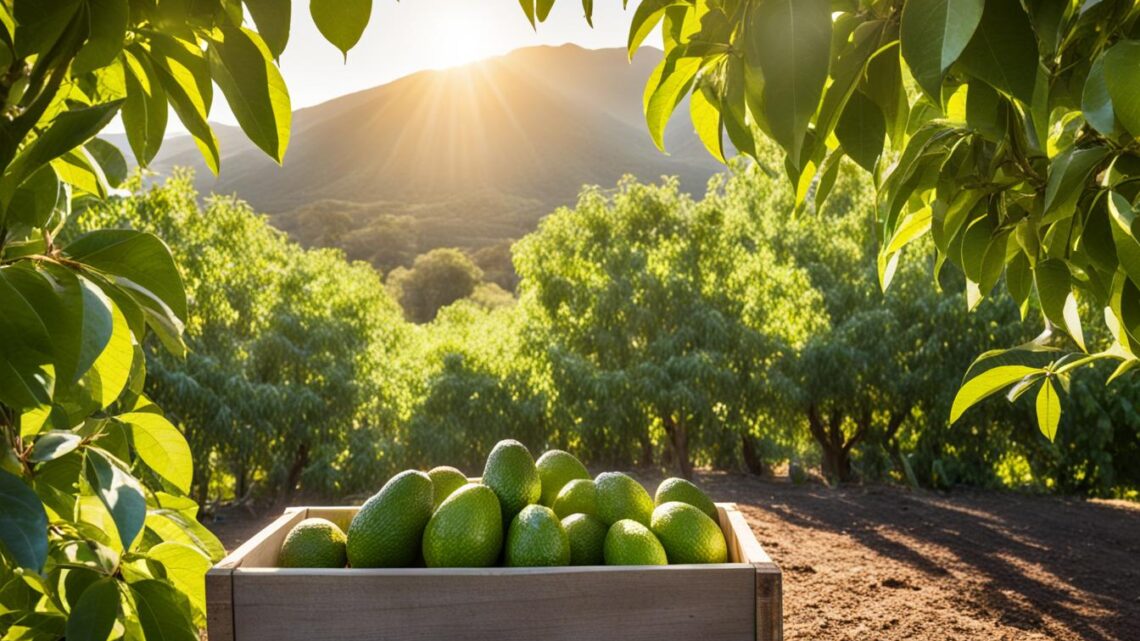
[207,472,1140,641]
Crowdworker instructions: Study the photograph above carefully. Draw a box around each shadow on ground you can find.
[697,473,1140,641]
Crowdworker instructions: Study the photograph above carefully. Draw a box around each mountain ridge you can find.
[116,45,728,271]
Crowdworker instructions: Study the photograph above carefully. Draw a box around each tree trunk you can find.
[663,416,692,480]
[638,432,655,467]
[807,405,856,484]
[741,433,769,476]
[285,442,309,498]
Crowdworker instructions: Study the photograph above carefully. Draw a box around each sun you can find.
[429,9,505,69]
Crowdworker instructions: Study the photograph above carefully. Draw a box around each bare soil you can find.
[206,473,1140,641]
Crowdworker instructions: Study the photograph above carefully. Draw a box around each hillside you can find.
[126,45,726,270]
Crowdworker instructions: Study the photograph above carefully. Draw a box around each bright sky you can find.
[106,0,636,134]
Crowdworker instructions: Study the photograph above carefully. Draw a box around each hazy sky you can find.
[107,0,639,134]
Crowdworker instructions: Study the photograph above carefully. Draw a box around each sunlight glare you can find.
[428,8,506,70]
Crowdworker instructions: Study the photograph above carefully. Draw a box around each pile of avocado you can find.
[277,439,729,568]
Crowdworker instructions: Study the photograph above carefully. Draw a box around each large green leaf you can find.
[119,412,192,493]
[899,0,984,100]
[0,101,123,209]
[645,51,701,151]
[145,510,225,562]
[1042,147,1108,222]
[1035,378,1061,441]
[129,580,198,641]
[744,0,831,165]
[0,469,49,572]
[5,165,61,229]
[65,578,119,641]
[1103,39,1140,139]
[950,348,1056,423]
[956,0,1038,104]
[1083,51,1120,137]
[29,431,83,463]
[244,0,291,57]
[835,90,885,172]
[628,0,679,59]
[1107,191,1140,289]
[63,229,188,322]
[147,35,220,174]
[85,138,129,190]
[1036,258,1086,351]
[85,448,146,551]
[310,0,372,58]
[121,48,169,167]
[58,299,133,412]
[0,267,56,410]
[207,27,291,163]
[13,0,81,58]
[146,542,211,620]
[73,0,129,74]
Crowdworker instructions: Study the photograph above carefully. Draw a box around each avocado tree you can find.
[522,0,1140,443]
[0,0,366,638]
[515,177,817,477]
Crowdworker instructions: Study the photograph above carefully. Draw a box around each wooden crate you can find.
[207,503,782,641]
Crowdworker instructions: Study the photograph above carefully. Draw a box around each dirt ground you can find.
[207,472,1140,641]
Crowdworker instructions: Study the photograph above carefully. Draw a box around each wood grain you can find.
[231,565,755,641]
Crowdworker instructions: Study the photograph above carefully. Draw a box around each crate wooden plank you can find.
[231,565,756,641]
[211,501,782,641]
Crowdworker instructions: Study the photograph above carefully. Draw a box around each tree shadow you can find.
[703,474,1140,641]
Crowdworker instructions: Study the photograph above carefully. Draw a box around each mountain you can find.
[125,45,728,275]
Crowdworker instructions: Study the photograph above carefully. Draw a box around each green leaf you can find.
[1083,52,1120,138]
[646,51,701,152]
[1035,378,1061,441]
[65,578,119,641]
[29,431,82,463]
[73,0,128,74]
[63,229,188,322]
[1006,252,1033,319]
[5,165,61,228]
[690,82,725,163]
[536,0,555,22]
[13,0,81,58]
[0,267,55,410]
[744,0,831,165]
[835,90,885,172]
[310,0,372,59]
[52,147,109,199]
[956,0,1038,104]
[62,298,133,411]
[1042,146,1108,222]
[119,412,192,494]
[145,510,225,562]
[146,542,210,619]
[207,27,292,164]
[5,264,113,387]
[899,0,984,101]
[129,580,198,641]
[244,0,291,57]
[951,347,1056,423]
[85,448,146,551]
[0,469,49,571]
[628,0,678,60]
[121,48,169,167]
[85,138,129,189]
[1104,39,1140,139]
[518,0,536,27]
[1035,258,1086,351]
[1107,191,1140,289]
[583,0,594,27]
[147,35,219,174]
[0,101,124,209]
[864,45,908,146]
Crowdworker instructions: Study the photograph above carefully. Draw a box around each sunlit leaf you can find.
[899,0,984,100]
[1035,378,1061,441]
